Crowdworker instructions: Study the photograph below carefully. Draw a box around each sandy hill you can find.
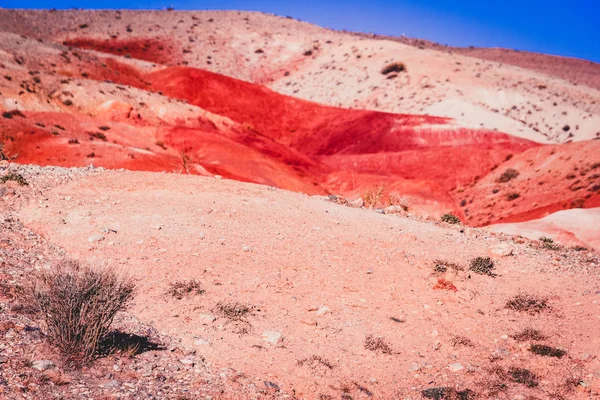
[2,9,599,144]
[0,9,599,246]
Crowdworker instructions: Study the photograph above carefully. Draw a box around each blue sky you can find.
[3,0,599,62]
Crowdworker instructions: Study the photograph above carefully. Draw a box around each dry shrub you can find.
[451,336,474,347]
[1,172,29,186]
[421,387,475,399]
[470,257,495,276]
[440,213,461,224]
[529,344,566,358]
[362,186,385,208]
[497,168,519,183]
[167,279,204,299]
[381,62,407,75]
[214,301,254,334]
[511,328,546,342]
[364,335,393,354]
[505,293,549,315]
[509,367,539,387]
[433,259,463,275]
[32,260,135,367]
[297,355,334,370]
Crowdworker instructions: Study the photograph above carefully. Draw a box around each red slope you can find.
[2,54,541,216]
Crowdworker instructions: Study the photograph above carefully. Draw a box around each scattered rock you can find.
[448,363,464,372]
[315,306,330,316]
[348,198,364,208]
[261,331,283,345]
[32,360,55,371]
[87,235,104,243]
[490,243,514,257]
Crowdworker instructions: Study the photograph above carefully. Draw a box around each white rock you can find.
[194,338,210,346]
[448,363,464,372]
[199,314,216,324]
[87,235,105,243]
[32,360,55,371]
[315,306,331,316]
[262,331,283,345]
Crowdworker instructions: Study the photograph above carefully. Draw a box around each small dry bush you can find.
[32,260,135,367]
[469,257,495,276]
[215,301,254,334]
[433,259,463,275]
[167,279,204,299]
[362,186,384,208]
[511,328,546,342]
[364,335,393,354]
[497,168,519,183]
[505,293,549,315]
[381,62,407,75]
[215,301,252,320]
[1,172,29,186]
[421,387,475,400]
[440,213,461,224]
[297,355,334,370]
[509,367,539,387]
[529,344,566,358]
[451,335,474,347]
[539,236,561,250]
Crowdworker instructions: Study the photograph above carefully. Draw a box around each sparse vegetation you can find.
[529,344,566,358]
[31,260,135,367]
[497,168,519,183]
[433,259,463,275]
[364,335,392,354]
[88,132,107,141]
[505,293,549,314]
[511,328,546,342]
[451,335,474,347]
[297,355,334,370]
[421,387,474,400]
[1,172,29,186]
[381,62,406,75]
[469,257,495,276]
[362,186,384,208]
[506,192,520,201]
[215,301,253,321]
[440,213,460,224]
[509,367,539,387]
[539,236,561,250]
[167,279,204,299]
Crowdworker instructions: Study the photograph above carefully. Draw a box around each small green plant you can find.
[529,344,566,358]
[469,257,495,276]
[1,172,29,186]
[441,213,461,224]
[497,168,519,183]
[505,293,549,314]
[381,62,407,75]
[509,367,539,387]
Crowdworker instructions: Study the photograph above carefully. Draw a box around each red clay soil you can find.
[63,37,179,65]
[2,57,543,215]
